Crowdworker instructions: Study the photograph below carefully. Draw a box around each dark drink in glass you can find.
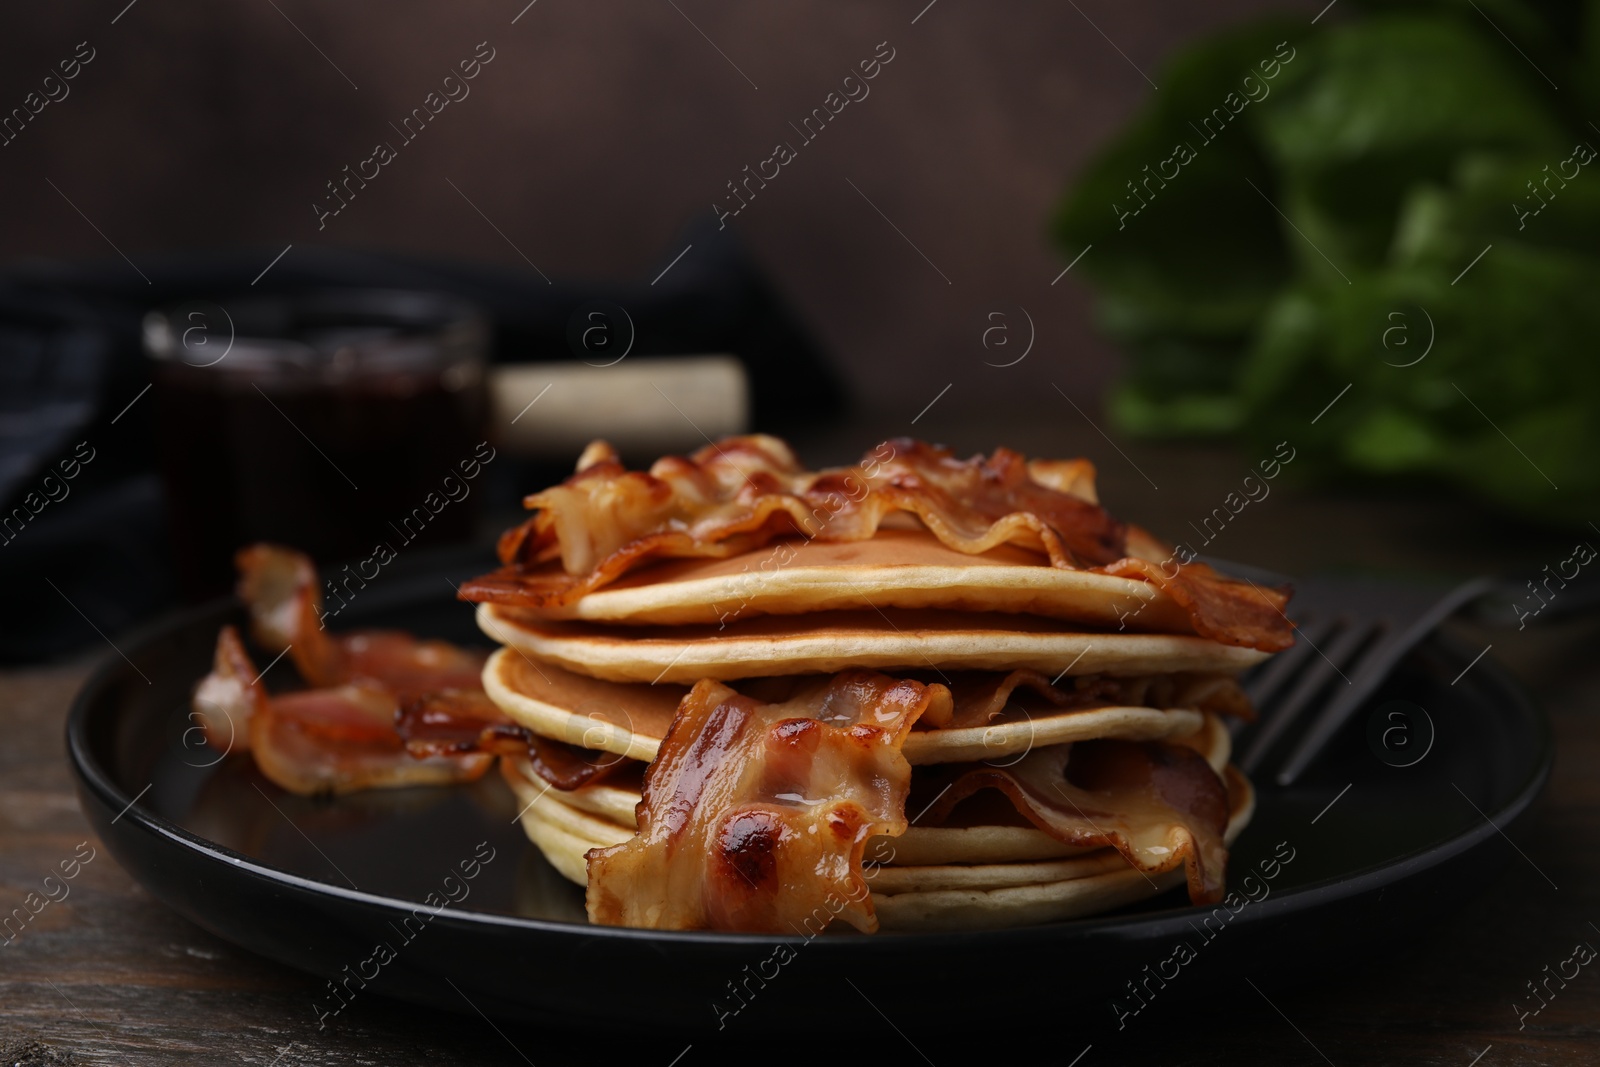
[146,290,490,601]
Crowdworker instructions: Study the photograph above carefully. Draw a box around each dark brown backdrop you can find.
[0,0,1299,415]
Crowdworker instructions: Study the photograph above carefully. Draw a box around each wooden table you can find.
[3,424,1597,1066]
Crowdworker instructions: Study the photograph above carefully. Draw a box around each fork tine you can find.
[1242,613,1329,708]
[1239,619,1375,774]
[1271,576,1497,786]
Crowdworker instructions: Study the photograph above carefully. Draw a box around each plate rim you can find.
[66,587,1554,953]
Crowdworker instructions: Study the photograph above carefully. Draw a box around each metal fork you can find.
[1235,575,1496,787]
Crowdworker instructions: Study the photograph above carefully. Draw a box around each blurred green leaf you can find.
[1054,3,1600,526]
[1260,16,1565,271]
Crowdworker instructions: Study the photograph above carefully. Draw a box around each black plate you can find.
[67,557,1552,1038]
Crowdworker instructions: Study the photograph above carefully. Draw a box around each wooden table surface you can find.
[3,422,1597,1066]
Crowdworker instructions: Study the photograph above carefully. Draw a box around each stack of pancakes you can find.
[463,438,1282,932]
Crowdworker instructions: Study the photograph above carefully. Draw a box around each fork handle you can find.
[1478,572,1600,629]
[1273,577,1497,787]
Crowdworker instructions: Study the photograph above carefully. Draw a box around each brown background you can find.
[0,0,1298,414]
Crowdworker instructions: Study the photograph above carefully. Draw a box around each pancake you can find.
[507,760,1254,931]
[482,647,1221,768]
[506,766,635,851]
[506,711,1234,866]
[477,645,685,765]
[478,603,1271,684]
[511,771,1104,866]
[517,804,624,886]
[883,824,1090,866]
[872,765,1254,895]
[871,767,1255,930]
[511,529,1198,632]
[476,434,1282,933]
[507,760,642,826]
[888,712,1232,865]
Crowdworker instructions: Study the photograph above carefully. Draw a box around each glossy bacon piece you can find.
[585,670,947,933]
[236,544,345,687]
[251,683,495,797]
[522,735,631,791]
[1102,557,1293,654]
[464,435,1120,589]
[190,626,496,796]
[394,690,624,790]
[458,436,1294,652]
[236,544,489,695]
[395,689,530,756]
[188,545,499,796]
[924,739,1232,904]
[191,625,266,753]
[873,439,1125,567]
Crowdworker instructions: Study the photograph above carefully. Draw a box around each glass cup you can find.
[145,289,490,601]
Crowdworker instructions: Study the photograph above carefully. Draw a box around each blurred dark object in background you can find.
[1055,0,1600,527]
[147,290,490,601]
[0,221,844,663]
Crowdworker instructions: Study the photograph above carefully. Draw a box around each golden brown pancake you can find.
[470,434,1277,933]
[481,647,1227,767]
[504,710,1233,866]
[478,603,1271,684]
[516,529,1197,631]
[504,760,1254,930]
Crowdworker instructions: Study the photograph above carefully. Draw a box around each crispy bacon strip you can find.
[924,739,1231,904]
[924,669,1254,730]
[237,544,487,695]
[192,625,264,752]
[395,690,626,791]
[465,435,1118,590]
[190,545,498,796]
[394,689,531,756]
[1102,557,1291,653]
[585,670,947,933]
[521,735,631,791]
[251,684,494,796]
[458,436,1293,652]
[193,627,495,796]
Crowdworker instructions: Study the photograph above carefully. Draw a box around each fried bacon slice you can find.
[189,545,500,795]
[458,436,1293,652]
[1101,557,1291,654]
[922,739,1231,904]
[585,670,948,933]
[193,626,496,795]
[252,685,494,796]
[237,544,487,696]
[468,435,1118,587]
[521,735,631,791]
[395,690,627,791]
[192,625,264,752]
[394,689,531,756]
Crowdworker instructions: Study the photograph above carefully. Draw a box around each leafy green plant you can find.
[1055,1,1600,525]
